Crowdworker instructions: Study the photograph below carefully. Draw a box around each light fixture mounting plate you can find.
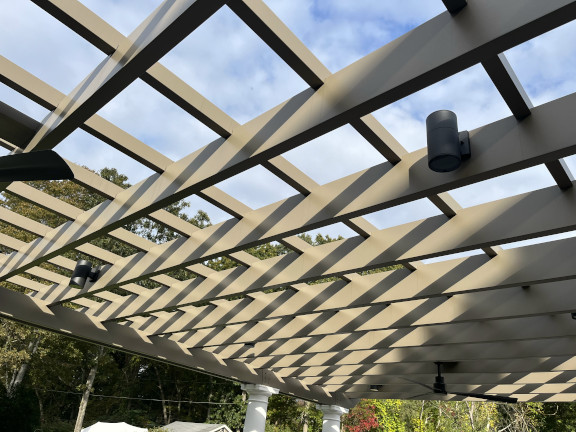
[459,131,471,160]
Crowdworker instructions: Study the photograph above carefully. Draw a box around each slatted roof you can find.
[2,0,576,407]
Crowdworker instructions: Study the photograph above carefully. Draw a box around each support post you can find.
[241,383,279,432]
[317,405,349,432]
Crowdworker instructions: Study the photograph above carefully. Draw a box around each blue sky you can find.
[1,0,576,246]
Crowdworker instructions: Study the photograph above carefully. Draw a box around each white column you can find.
[317,405,349,432]
[241,383,279,432]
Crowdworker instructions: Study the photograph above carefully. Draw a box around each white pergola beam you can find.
[64,174,576,309]
[275,356,576,378]
[60,92,576,296]
[1,0,576,403]
[23,0,225,152]
[0,285,348,406]
[245,337,576,369]
[2,0,573,283]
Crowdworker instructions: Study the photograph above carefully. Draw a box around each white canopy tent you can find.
[165,422,232,432]
[81,421,148,432]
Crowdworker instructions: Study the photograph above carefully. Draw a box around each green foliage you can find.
[343,399,559,432]
[358,264,403,275]
[245,242,290,260]
[0,320,36,390]
[539,402,576,431]
[298,233,343,246]
[268,395,304,431]
[372,399,406,431]
[0,168,233,430]
[207,386,246,431]
[265,396,321,432]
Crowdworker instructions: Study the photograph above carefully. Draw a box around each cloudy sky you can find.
[1,0,576,252]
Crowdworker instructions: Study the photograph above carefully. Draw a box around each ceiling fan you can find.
[0,101,74,182]
[0,150,74,182]
[406,362,517,403]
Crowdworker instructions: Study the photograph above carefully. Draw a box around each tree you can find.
[74,346,105,432]
[0,168,212,430]
[372,399,406,432]
[0,319,41,396]
[343,400,380,432]
[493,402,576,432]
[7,168,576,432]
[206,382,246,432]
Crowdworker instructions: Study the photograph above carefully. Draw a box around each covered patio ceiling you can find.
[1,0,576,407]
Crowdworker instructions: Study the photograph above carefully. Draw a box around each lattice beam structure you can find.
[1,0,576,406]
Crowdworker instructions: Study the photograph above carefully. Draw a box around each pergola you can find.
[2,0,576,415]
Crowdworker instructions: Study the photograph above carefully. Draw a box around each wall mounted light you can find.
[370,385,382,392]
[70,260,100,288]
[426,110,470,173]
[571,312,576,320]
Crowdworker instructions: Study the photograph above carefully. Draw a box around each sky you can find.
[1,0,576,252]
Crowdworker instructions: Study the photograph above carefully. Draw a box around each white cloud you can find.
[159,6,309,123]
[265,0,445,71]
[96,79,219,161]
[282,124,387,185]
[0,1,104,94]
[55,128,156,184]
[214,165,299,209]
[80,0,162,36]
[0,82,50,121]
[506,19,576,106]
[185,194,232,225]
[301,222,357,240]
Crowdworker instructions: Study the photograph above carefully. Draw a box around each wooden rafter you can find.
[0,0,576,405]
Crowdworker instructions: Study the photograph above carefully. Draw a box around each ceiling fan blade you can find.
[408,392,434,400]
[450,391,517,403]
[399,376,436,392]
[0,150,73,182]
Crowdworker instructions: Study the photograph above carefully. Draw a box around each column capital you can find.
[241,383,279,402]
[316,404,349,421]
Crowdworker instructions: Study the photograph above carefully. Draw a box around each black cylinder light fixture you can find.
[426,110,470,173]
[70,260,100,288]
